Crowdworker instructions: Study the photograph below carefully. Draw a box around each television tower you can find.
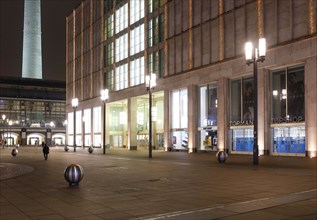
[22,0,42,79]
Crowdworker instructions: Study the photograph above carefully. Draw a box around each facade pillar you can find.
[128,98,138,150]
[187,84,197,153]
[217,77,229,152]
[164,89,170,151]
[46,129,52,146]
[257,68,266,155]
[21,128,27,145]
[305,57,317,157]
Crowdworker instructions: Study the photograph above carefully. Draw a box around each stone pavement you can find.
[0,146,316,220]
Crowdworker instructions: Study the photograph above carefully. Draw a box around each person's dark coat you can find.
[43,145,49,154]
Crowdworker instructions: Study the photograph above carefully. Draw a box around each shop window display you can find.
[271,66,305,154]
[170,89,188,150]
[198,83,218,151]
[229,77,254,153]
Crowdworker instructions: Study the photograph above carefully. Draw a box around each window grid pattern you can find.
[115,3,128,34]
[149,49,164,77]
[104,14,114,40]
[148,0,164,14]
[116,63,128,90]
[104,42,114,66]
[130,57,145,86]
[115,33,128,62]
[130,24,145,56]
[148,14,164,47]
[130,0,145,25]
[106,70,115,92]
[1,100,66,128]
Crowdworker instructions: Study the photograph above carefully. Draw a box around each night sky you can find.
[0,0,82,82]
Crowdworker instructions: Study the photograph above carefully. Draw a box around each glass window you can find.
[130,0,145,25]
[199,83,217,127]
[149,49,164,78]
[115,3,128,34]
[109,106,124,131]
[171,131,188,150]
[83,109,91,133]
[230,77,254,123]
[198,83,218,151]
[130,24,145,56]
[271,66,305,123]
[115,33,128,62]
[105,70,114,92]
[104,0,114,14]
[75,111,82,135]
[67,112,73,135]
[272,126,305,154]
[104,42,114,66]
[130,57,145,86]
[148,0,164,14]
[148,14,164,47]
[115,63,128,91]
[230,77,254,153]
[171,89,187,129]
[231,128,254,152]
[155,100,164,130]
[93,106,101,133]
[104,14,114,40]
[83,108,91,147]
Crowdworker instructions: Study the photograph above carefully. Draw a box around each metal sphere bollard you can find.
[11,148,18,157]
[88,146,94,153]
[64,145,69,152]
[64,164,84,186]
[216,151,228,163]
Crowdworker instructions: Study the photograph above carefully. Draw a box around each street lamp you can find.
[146,73,156,158]
[72,98,78,152]
[101,89,109,154]
[245,38,266,165]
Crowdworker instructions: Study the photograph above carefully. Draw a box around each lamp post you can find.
[245,38,266,165]
[72,98,78,152]
[101,89,109,154]
[146,73,156,158]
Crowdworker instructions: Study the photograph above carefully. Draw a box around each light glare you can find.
[245,42,253,60]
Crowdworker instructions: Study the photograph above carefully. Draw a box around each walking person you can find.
[43,143,50,160]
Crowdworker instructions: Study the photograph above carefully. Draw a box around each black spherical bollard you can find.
[64,164,84,186]
[216,151,228,163]
[11,148,18,157]
[88,146,93,153]
[64,145,69,152]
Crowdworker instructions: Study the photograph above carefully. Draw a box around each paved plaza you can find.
[0,146,316,219]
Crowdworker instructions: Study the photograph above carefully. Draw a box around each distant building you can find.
[66,0,316,157]
[0,77,66,146]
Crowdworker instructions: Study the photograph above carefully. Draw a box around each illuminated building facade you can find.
[0,77,66,146]
[66,0,316,157]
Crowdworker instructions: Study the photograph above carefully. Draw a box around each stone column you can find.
[217,77,229,152]
[187,84,197,153]
[305,57,317,158]
[164,89,171,151]
[128,98,138,150]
